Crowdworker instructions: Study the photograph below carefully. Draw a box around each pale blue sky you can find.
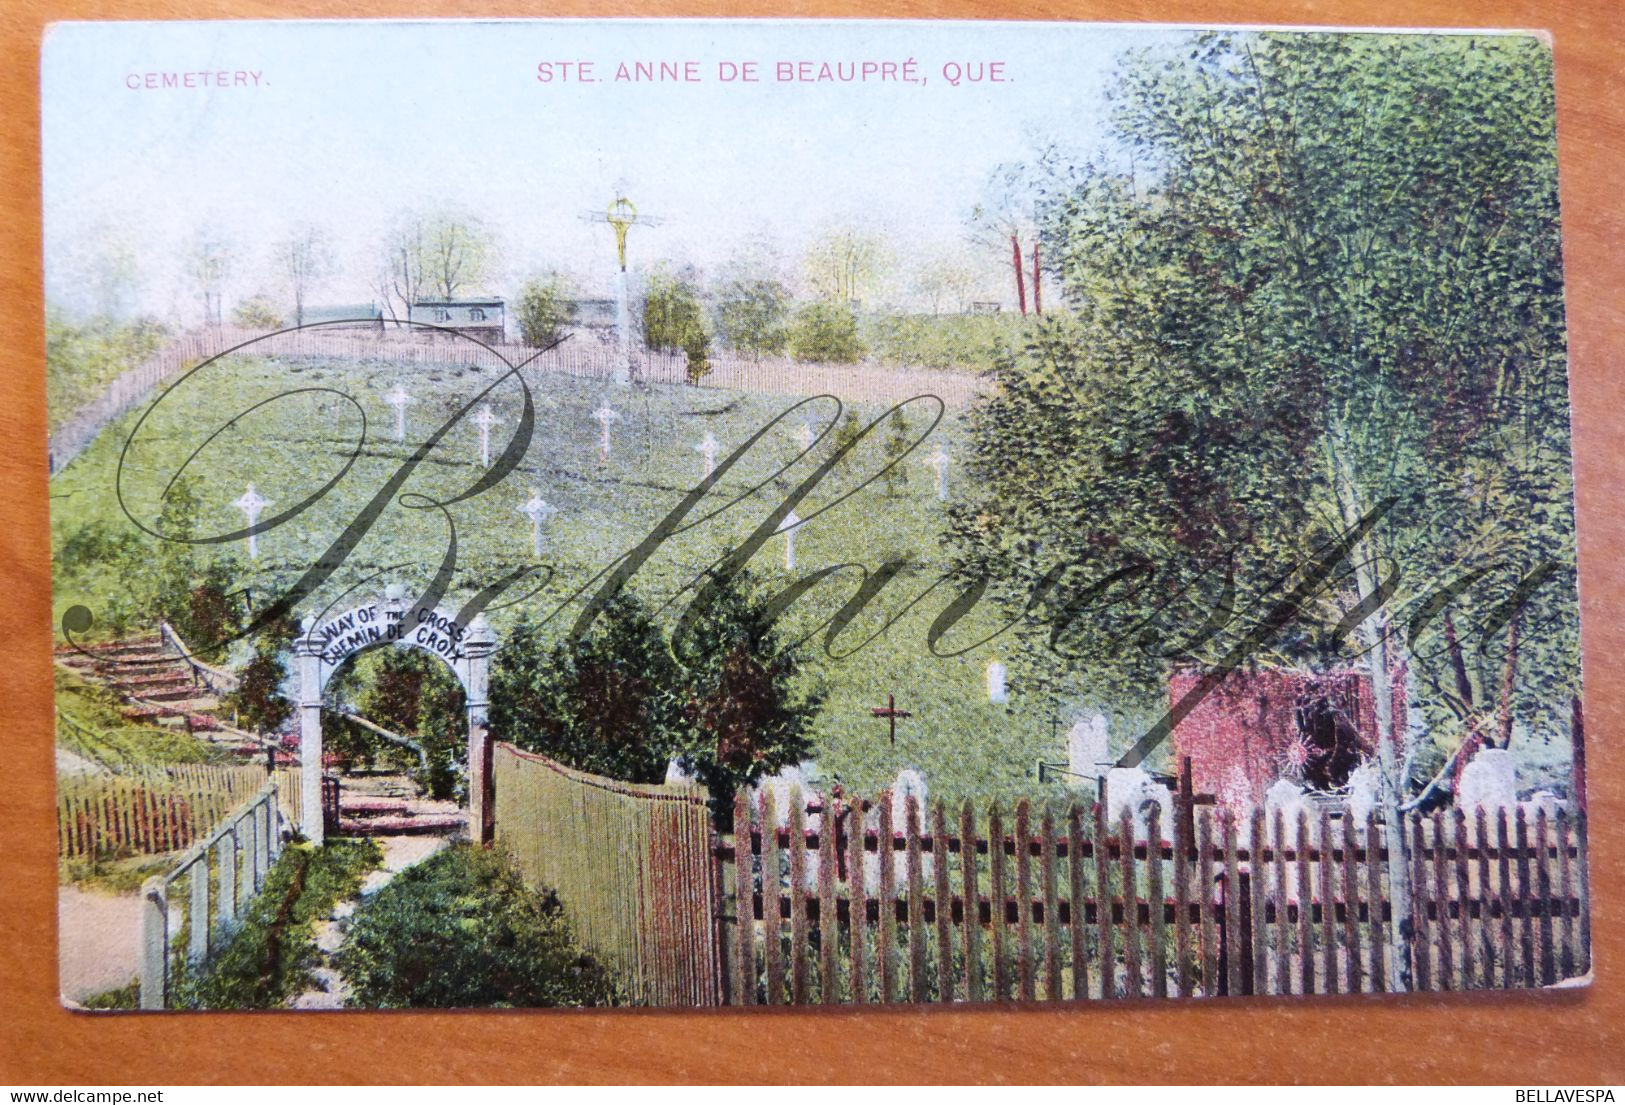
[42,19,1151,319]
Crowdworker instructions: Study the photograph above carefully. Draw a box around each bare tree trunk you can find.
[1497,608,1522,748]
[1011,234,1027,316]
[1329,430,1414,992]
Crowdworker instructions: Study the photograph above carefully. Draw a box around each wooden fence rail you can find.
[718,790,1590,1004]
[139,780,287,1008]
[57,765,302,860]
[491,742,721,1007]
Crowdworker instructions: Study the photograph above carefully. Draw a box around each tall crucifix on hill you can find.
[583,191,661,383]
[870,693,912,746]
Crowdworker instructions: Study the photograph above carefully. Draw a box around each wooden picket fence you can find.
[718,789,1591,1004]
[490,742,721,1006]
[57,765,303,860]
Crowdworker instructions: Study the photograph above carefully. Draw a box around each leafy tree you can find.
[949,32,1574,989]
[224,615,299,739]
[322,648,465,793]
[491,577,820,815]
[45,313,168,431]
[803,227,890,306]
[149,477,243,658]
[515,273,578,347]
[274,225,333,328]
[490,593,683,785]
[188,229,232,327]
[682,324,712,386]
[668,568,822,812]
[832,408,864,456]
[377,211,494,323]
[881,406,912,497]
[642,268,707,352]
[231,295,283,330]
[714,274,788,360]
[787,301,864,364]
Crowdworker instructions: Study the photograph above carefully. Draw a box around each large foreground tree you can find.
[949,32,1577,989]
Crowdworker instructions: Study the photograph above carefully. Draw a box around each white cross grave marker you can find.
[695,432,720,478]
[593,405,620,461]
[384,385,414,443]
[473,404,500,468]
[517,488,560,558]
[778,509,802,570]
[924,444,951,501]
[234,484,272,560]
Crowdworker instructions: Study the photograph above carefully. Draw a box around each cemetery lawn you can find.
[50,351,1166,802]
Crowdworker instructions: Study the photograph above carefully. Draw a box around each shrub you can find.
[516,273,578,347]
[232,295,284,329]
[788,301,863,363]
[336,845,617,1008]
[714,276,788,360]
[172,839,381,1010]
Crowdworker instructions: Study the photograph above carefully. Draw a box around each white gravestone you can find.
[234,484,272,560]
[695,432,720,478]
[923,445,951,501]
[777,510,802,570]
[1104,766,1172,837]
[517,488,559,558]
[473,404,500,468]
[863,768,930,891]
[1458,748,1518,814]
[384,385,414,443]
[985,660,1008,703]
[1067,713,1110,784]
[593,405,619,461]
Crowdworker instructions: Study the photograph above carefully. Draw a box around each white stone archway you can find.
[294,584,497,845]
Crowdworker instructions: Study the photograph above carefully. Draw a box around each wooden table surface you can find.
[1,0,1620,1085]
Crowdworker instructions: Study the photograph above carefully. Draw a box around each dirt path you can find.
[289,835,450,1010]
[58,887,143,1005]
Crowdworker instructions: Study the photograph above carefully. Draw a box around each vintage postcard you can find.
[43,19,1588,1011]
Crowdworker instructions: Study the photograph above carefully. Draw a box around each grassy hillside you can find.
[51,351,1155,802]
[55,668,228,769]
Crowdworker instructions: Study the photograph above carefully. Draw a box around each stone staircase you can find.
[53,634,263,759]
[336,771,466,837]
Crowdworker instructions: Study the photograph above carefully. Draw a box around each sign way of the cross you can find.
[794,420,817,453]
[473,404,500,468]
[870,693,912,746]
[234,484,272,560]
[517,488,560,557]
[384,385,414,443]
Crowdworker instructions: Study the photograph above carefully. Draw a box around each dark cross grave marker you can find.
[1174,755,1218,849]
[870,693,912,745]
